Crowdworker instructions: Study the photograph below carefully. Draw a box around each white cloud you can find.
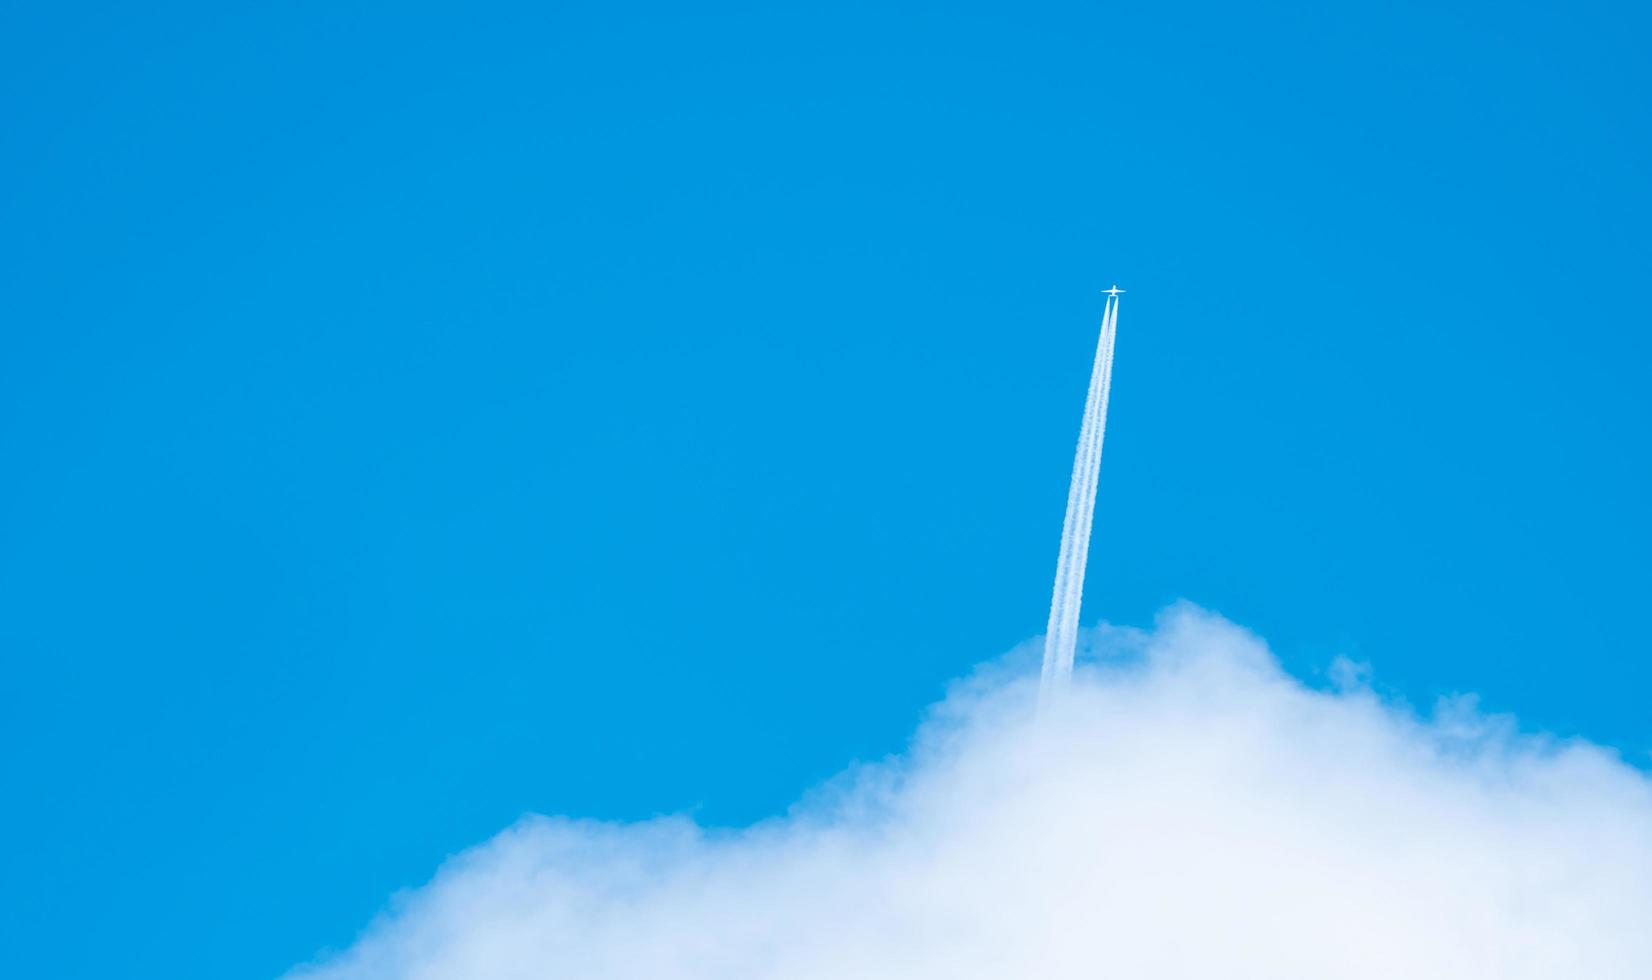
[291,605,1652,979]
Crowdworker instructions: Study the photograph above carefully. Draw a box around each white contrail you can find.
[1040,297,1116,703]
[1039,294,1119,707]
[1042,301,1109,674]
[1052,300,1114,674]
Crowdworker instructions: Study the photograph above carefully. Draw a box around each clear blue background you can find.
[3,2,1647,976]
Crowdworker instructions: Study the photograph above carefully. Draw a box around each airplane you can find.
[1104,285,1125,297]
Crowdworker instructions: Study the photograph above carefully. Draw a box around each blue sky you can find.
[2,2,1648,977]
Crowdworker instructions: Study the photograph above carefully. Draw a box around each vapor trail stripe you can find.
[1044,294,1110,690]
[1040,299,1108,691]
[1039,295,1119,706]
[1054,299,1114,677]
[1040,303,1104,697]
